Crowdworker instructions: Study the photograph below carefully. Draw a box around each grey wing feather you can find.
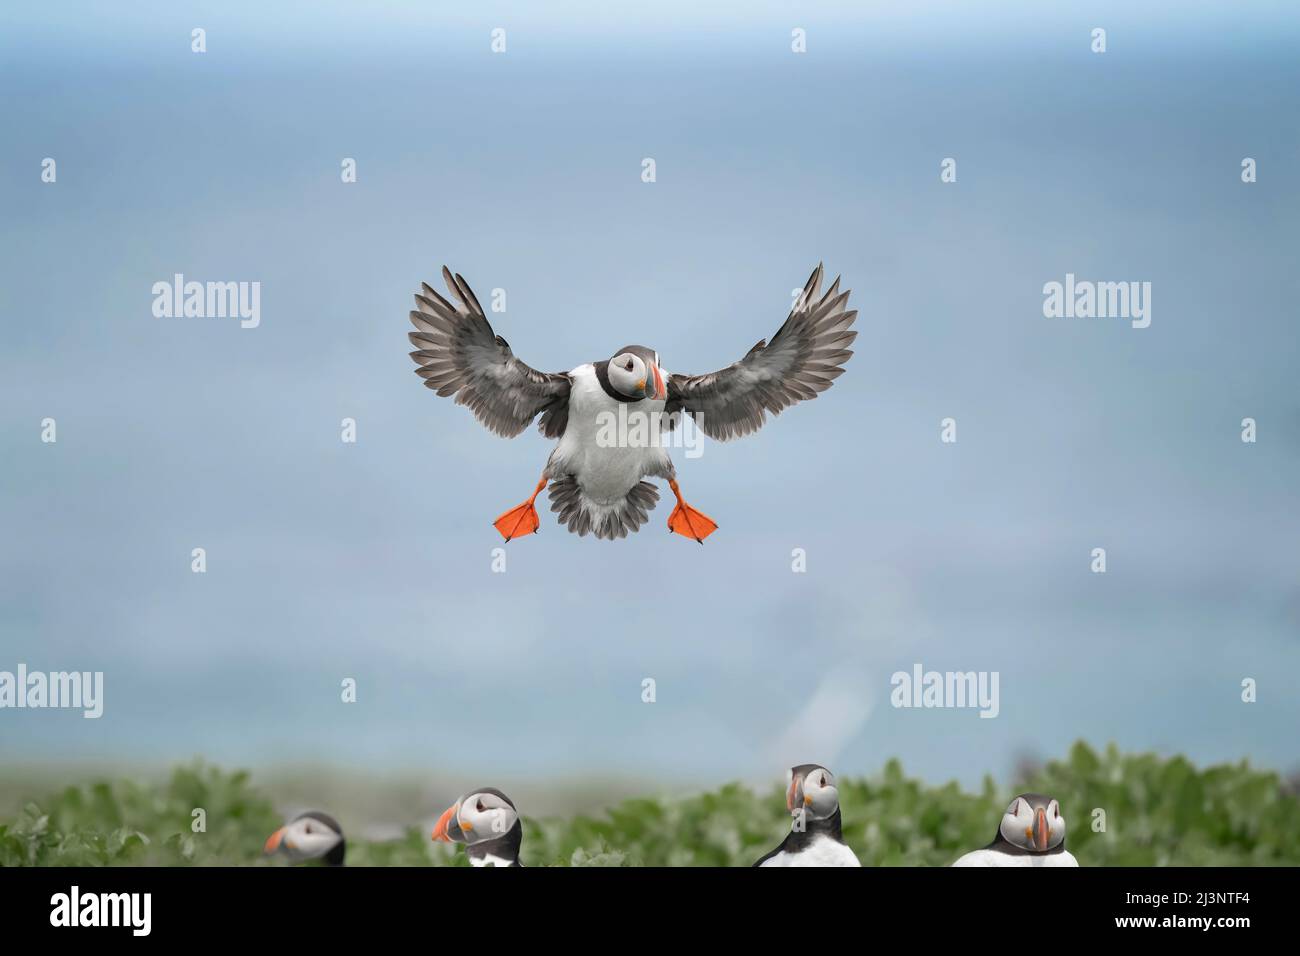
[665,264,857,441]
[408,266,571,438]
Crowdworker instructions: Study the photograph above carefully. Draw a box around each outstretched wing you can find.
[665,264,857,441]
[408,267,571,438]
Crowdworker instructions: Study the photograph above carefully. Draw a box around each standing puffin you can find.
[432,788,524,867]
[754,764,860,867]
[407,264,858,542]
[264,811,346,866]
[951,793,1079,867]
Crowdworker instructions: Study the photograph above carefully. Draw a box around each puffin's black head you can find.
[605,345,666,401]
[264,810,346,866]
[787,764,840,821]
[432,787,519,847]
[997,793,1066,852]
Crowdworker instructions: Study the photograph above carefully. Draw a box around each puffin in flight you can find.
[407,264,858,542]
[951,793,1079,867]
[432,788,524,867]
[264,811,346,866]
[754,764,860,867]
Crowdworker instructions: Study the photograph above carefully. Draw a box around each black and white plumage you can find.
[264,811,346,866]
[432,788,524,867]
[408,268,571,440]
[951,793,1079,867]
[754,764,861,867]
[665,266,857,441]
[407,264,857,542]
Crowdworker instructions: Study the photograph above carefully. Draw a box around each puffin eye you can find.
[476,799,485,813]
[820,775,828,787]
[625,360,634,371]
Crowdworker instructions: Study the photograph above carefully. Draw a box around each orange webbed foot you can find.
[493,477,547,542]
[666,480,718,544]
[494,502,540,541]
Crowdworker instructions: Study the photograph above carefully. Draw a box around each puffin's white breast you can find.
[951,848,1079,867]
[760,836,861,867]
[550,364,672,504]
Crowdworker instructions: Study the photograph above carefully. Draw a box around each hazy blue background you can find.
[2,1,1297,796]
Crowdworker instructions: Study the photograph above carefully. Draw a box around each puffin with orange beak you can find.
[263,811,346,866]
[432,788,523,867]
[951,793,1078,866]
[407,264,857,542]
[754,764,860,867]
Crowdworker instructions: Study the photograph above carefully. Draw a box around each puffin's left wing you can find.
[408,267,572,438]
[666,264,857,441]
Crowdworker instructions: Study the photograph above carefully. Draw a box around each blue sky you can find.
[1,1,1297,791]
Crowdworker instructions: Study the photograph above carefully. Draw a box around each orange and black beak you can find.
[264,826,285,854]
[432,802,465,843]
[640,364,667,401]
[1032,807,1050,851]
[786,773,806,813]
[652,364,666,401]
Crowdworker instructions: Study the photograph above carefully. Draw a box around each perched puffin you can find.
[407,264,858,542]
[951,793,1079,867]
[432,788,523,867]
[264,811,346,866]
[754,764,860,867]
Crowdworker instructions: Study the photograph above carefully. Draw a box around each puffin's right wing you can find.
[665,264,857,441]
[408,267,572,438]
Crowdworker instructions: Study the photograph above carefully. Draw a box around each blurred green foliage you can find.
[2,742,1296,866]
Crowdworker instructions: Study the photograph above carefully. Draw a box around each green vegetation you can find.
[2,742,1296,866]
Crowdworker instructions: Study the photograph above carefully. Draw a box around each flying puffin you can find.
[432,788,524,867]
[951,793,1079,867]
[754,764,860,867]
[264,811,346,866]
[407,264,858,542]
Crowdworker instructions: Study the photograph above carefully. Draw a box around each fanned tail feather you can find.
[548,477,659,540]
